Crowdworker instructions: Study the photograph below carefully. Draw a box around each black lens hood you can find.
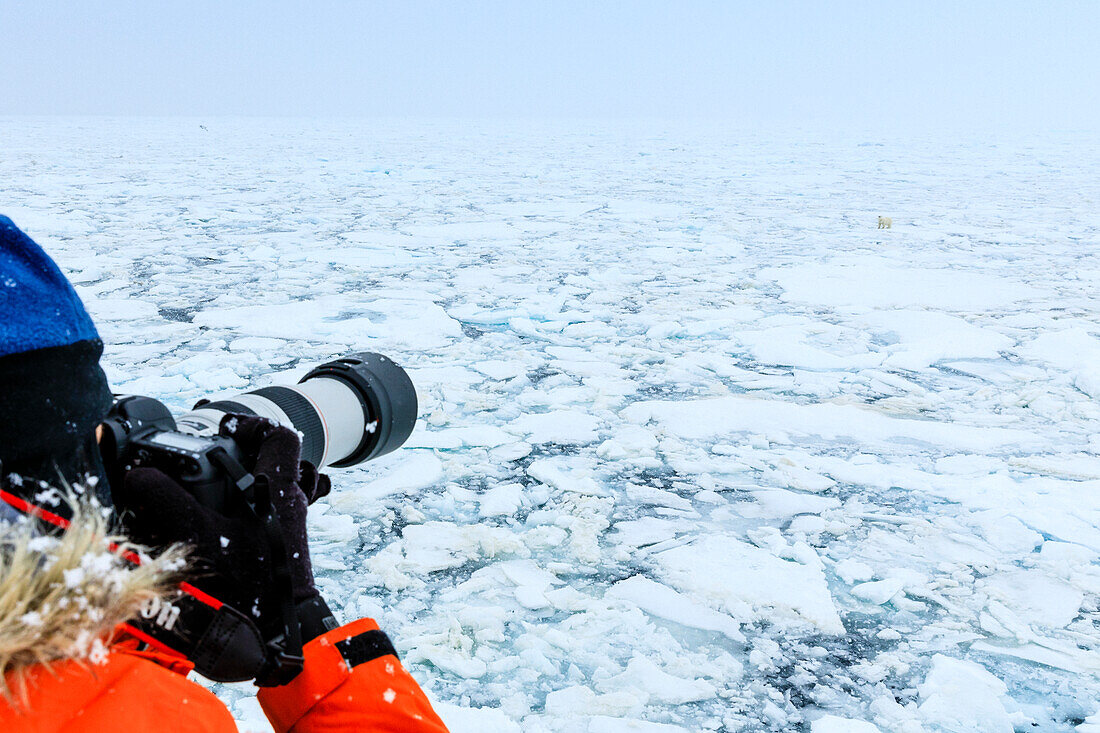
[300,352,417,467]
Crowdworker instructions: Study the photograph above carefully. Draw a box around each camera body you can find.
[98,395,250,515]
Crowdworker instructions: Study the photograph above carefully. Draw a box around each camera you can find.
[93,352,418,684]
[98,352,417,514]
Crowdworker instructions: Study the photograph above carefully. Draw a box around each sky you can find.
[1,0,1098,130]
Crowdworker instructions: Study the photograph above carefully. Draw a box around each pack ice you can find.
[6,118,1100,731]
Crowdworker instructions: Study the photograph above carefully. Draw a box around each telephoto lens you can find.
[176,352,417,468]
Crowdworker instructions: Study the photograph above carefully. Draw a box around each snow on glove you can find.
[114,415,329,637]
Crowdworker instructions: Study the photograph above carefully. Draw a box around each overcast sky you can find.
[1,0,1097,130]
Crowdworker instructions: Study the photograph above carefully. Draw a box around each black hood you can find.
[0,338,114,510]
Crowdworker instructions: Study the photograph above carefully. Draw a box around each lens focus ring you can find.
[246,387,325,467]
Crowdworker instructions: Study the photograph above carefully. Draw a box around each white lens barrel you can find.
[291,378,366,467]
[177,377,366,468]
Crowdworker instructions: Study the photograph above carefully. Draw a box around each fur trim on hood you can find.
[0,497,186,694]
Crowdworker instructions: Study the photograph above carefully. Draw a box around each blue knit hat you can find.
[0,216,113,500]
[0,215,101,357]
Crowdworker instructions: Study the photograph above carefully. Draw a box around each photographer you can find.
[0,216,447,731]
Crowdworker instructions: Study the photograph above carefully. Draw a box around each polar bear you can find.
[878,216,892,229]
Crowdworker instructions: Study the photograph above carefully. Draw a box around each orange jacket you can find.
[0,619,448,733]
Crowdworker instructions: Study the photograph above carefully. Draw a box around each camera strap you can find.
[123,484,305,688]
[122,583,271,682]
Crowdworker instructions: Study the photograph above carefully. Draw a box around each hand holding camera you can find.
[115,415,329,639]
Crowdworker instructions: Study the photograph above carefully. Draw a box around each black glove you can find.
[114,415,333,641]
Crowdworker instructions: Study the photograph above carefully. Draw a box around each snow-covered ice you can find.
[4,117,1100,731]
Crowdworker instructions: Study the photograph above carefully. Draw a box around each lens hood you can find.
[300,352,417,467]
